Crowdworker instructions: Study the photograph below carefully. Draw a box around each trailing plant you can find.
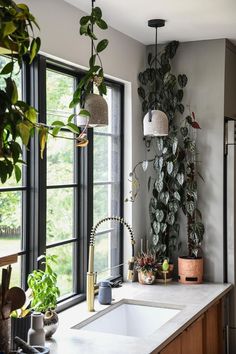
[137,41,188,261]
[27,254,60,313]
[0,0,40,183]
[0,0,91,184]
[180,111,205,257]
[69,5,108,117]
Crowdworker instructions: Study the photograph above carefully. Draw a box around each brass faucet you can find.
[87,216,135,312]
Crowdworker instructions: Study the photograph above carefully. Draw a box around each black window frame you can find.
[0,54,124,310]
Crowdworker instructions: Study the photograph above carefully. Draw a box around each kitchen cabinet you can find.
[160,335,181,354]
[159,300,223,354]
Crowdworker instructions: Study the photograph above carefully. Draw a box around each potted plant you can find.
[0,0,93,185]
[129,41,188,267]
[69,4,109,127]
[134,251,158,285]
[27,254,60,338]
[178,111,205,284]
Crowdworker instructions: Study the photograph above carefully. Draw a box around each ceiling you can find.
[65,0,236,45]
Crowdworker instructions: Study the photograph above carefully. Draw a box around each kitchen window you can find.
[0,55,124,308]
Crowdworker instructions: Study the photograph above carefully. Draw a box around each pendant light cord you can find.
[155,26,157,111]
[91,0,95,94]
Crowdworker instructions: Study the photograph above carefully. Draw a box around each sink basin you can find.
[72,299,181,338]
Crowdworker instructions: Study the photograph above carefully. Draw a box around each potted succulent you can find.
[178,111,205,284]
[27,254,60,338]
[134,251,158,285]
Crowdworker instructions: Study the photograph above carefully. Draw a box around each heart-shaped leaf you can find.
[178,74,188,88]
[180,127,188,137]
[155,209,164,222]
[177,173,184,185]
[167,161,173,175]
[166,212,175,225]
[160,223,167,233]
[153,221,161,235]
[174,191,181,201]
[153,234,159,246]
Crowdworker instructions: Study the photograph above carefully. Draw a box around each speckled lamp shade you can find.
[143,109,169,136]
[76,93,108,127]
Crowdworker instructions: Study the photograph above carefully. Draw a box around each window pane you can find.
[0,191,22,255]
[47,131,74,185]
[93,185,110,226]
[94,135,110,182]
[46,69,74,125]
[47,244,74,297]
[95,233,109,282]
[47,188,74,244]
[95,229,120,283]
[10,255,23,288]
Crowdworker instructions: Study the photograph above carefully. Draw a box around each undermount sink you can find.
[72,299,181,338]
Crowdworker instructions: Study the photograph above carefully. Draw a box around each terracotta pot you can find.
[138,271,155,285]
[178,256,203,284]
[156,263,174,283]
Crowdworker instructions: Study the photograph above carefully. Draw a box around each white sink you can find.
[72,299,181,338]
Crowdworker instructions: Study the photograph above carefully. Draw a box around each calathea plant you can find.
[180,111,205,257]
[137,41,188,262]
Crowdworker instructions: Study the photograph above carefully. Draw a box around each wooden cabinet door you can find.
[160,335,181,354]
[181,316,204,354]
[204,301,223,354]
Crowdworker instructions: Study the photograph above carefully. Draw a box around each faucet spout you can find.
[87,216,135,312]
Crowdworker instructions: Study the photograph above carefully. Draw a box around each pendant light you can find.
[77,0,108,127]
[143,19,169,137]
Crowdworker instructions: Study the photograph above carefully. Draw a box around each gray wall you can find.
[145,40,226,282]
[172,40,226,282]
[21,0,147,267]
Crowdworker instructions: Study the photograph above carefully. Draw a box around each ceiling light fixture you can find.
[143,19,169,137]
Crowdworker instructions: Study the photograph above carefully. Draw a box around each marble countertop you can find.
[46,282,232,354]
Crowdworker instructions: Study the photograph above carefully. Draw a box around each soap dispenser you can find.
[98,281,112,305]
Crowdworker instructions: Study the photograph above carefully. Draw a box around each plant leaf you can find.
[97,39,108,53]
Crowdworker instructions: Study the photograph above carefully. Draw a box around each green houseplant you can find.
[27,254,60,338]
[136,41,188,264]
[0,1,109,185]
[178,111,205,284]
[69,4,109,126]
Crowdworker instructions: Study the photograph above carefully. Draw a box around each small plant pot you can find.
[138,271,155,285]
[11,315,31,349]
[156,263,174,283]
[178,256,203,284]
[43,310,59,339]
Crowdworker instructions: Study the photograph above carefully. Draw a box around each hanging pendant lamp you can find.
[77,0,108,128]
[143,19,169,137]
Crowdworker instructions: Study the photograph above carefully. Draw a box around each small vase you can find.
[138,271,155,285]
[28,312,45,346]
[43,310,59,339]
[156,263,174,283]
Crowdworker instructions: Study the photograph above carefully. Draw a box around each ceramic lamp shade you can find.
[79,93,108,127]
[143,110,169,136]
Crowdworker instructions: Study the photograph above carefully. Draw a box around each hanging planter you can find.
[70,1,109,129]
